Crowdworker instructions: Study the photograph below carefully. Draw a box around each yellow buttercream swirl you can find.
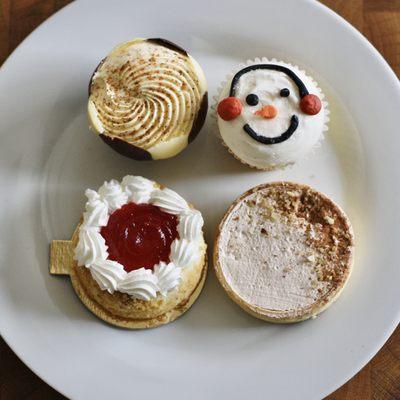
[89,40,206,151]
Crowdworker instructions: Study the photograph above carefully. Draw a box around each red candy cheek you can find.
[300,94,322,115]
[217,97,242,121]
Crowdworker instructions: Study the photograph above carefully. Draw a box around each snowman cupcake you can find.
[216,59,329,170]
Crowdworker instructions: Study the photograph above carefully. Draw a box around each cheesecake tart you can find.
[214,182,354,323]
[215,59,329,170]
[88,38,208,161]
[50,176,207,329]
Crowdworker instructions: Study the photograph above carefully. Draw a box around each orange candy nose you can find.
[255,104,278,119]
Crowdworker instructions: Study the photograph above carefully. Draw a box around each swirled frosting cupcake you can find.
[88,38,208,160]
[67,176,207,329]
[216,59,329,170]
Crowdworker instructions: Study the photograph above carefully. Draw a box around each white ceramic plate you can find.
[1,1,399,399]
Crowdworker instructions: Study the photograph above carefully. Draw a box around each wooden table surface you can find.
[0,1,399,399]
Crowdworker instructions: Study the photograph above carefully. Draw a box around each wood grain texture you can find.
[0,0,399,399]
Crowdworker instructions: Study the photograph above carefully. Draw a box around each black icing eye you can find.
[280,88,290,97]
[246,93,259,106]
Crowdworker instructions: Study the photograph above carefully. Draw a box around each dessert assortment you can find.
[88,38,208,160]
[51,38,354,328]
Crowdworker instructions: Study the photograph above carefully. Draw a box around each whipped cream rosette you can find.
[214,58,329,170]
[50,176,207,329]
[88,38,208,161]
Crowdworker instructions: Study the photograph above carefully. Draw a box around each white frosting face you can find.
[73,176,204,301]
[218,62,327,169]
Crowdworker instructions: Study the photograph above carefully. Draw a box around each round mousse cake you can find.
[216,59,329,170]
[214,182,354,323]
[72,176,207,329]
[88,38,208,160]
